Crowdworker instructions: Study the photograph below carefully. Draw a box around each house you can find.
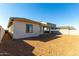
[0,25,5,43]
[7,17,56,39]
[41,22,56,32]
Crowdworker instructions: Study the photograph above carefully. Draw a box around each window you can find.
[26,24,33,33]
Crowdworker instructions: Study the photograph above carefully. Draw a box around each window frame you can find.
[26,24,33,33]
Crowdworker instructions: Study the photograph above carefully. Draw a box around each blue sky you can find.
[0,3,79,29]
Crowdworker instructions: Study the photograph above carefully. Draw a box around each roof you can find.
[8,17,48,28]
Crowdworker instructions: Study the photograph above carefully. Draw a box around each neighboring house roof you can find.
[8,17,49,28]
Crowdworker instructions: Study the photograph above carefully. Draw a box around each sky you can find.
[0,3,79,29]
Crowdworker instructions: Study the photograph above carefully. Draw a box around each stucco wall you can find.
[40,26,44,34]
[59,30,79,35]
[13,22,43,39]
[8,24,14,34]
[0,26,5,43]
[51,29,79,35]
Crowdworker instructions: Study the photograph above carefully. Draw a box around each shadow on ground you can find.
[23,34,61,42]
[0,31,35,56]
[0,30,61,56]
[19,31,61,42]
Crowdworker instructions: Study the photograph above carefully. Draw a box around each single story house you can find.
[0,25,5,43]
[41,22,56,31]
[7,17,56,39]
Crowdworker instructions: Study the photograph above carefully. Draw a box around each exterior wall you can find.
[8,25,14,34]
[13,22,44,39]
[52,29,79,35]
[0,26,5,43]
[40,26,44,34]
[59,29,79,35]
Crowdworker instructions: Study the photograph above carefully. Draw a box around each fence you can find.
[51,29,79,35]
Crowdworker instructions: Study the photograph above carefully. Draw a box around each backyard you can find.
[0,33,79,56]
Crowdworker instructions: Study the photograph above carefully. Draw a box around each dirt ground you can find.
[24,35,79,56]
[1,33,79,56]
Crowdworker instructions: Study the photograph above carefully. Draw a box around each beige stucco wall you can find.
[8,24,14,34]
[12,22,44,39]
[0,26,5,43]
[59,29,79,35]
[52,29,79,35]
